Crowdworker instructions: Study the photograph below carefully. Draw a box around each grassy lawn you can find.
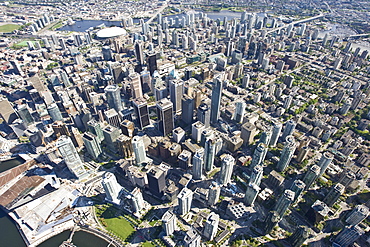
[0,24,20,33]
[49,21,64,31]
[149,219,159,227]
[15,41,31,47]
[95,204,135,241]
[105,217,135,240]
[10,40,37,49]
[141,241,155,247]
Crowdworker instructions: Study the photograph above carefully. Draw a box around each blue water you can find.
[0,209,27,247]
[0,156,24,173]
[57,18,147,32]
[38,230,109,247]
[58,20,124,32]
[57,11,267,32]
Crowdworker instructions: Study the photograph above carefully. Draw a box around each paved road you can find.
[266,13,325,34]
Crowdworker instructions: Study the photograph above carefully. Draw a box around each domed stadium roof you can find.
[96,27,127,38]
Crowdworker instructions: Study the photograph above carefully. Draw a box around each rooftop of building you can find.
[96,27,127,39]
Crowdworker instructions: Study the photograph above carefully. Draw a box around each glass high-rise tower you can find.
[210,76,223,125]
[56,135,86,178]
[104,84,123,112]
[156,98,174,136]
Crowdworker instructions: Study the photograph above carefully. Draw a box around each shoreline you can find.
[1,204,119,247]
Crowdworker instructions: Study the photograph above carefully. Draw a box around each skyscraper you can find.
[208,181,220,206]
[241,122,257,146]
[147,52,158,75]
[290,179,306,202]
[184,228,201,247]
[333,225,364,247]
[71,127,84,149]
[155,83,167,102]
[197,103,211,128]
[203,212,219,241]
[210,76,223,125]
[350,91,366,110]
[82,132,102,159]
[104,84,123,112]
[156,98,174,136]
[233,101,246,123]
[129,72,143,99]
[274,189,295,217]
[52,121,70,138]
[204,136,217,172]
[132,135,148,165]
[17,104,34,126]
[87,119,104,143]
[182,94,194,124]
[173,126,185,144]
[178,149,191,170]
[48,103,63,122]
[132,97,150,129]
[56,135,86,179]
[134,40,144,65]
[178,187,193,215]
[162,210,176,236]
[244,182,260,206]
[281,119,296,141]
[219,154,235,185]
[102,124,121,150]
[104,108,121,127]
[116,134,133,158]
[324,183,345,207]
[250,165,263,186]
[318,151,334,176]
[276,135,296,172]
[265,211,281,234]
[102,46,113,61]
[303,165,320,190]
[192,121,205,143]
[120,119,135,137]
[296,146,309,163]
[193,148,204,180]
[129,187,145,213]
[270,122,282,147]
[346,205,369,226]
[147,166,166,197]
[283,95,293,109]
[259,127,272,146]
[250,143,268,169]
[140,69,152,92]
[289,225,310,247]
[102,172,122,205]
[169,79,184,114]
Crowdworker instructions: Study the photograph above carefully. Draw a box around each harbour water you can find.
[0,209,27,247]
[57,10,257,32]
[37,230,109,247]
[58,20,124,32]
[0,157,27,246]
[0,156,24,173]
[57,18,147,32]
